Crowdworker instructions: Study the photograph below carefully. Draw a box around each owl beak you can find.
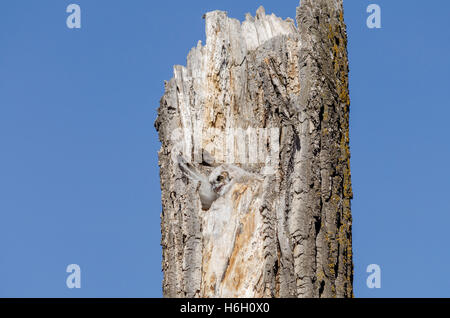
[213,184,223,193]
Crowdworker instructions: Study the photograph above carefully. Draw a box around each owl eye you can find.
[217,175,223,182]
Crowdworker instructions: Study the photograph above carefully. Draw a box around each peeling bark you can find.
[155,0,353,298]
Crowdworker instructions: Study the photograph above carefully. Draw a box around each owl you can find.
[177,156,244,210]
[177,155,263,210]
[177,155,218,210]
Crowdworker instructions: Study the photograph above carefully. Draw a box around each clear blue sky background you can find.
[0,0,449,298]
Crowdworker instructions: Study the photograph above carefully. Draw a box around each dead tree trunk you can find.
[155,0,353,298]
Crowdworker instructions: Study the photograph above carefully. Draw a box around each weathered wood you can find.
[155,0,353,298]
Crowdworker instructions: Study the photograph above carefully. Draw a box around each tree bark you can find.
[155,0,353,298]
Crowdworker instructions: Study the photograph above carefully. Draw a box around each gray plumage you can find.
[177,155,263,210]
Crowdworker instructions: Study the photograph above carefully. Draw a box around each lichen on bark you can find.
[155,0,353,298]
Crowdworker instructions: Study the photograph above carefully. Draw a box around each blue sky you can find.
[0,0,449,298]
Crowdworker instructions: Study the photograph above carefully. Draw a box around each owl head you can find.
[210,170,231,195]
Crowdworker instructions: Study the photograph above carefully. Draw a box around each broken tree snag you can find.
[155,0,353,298]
